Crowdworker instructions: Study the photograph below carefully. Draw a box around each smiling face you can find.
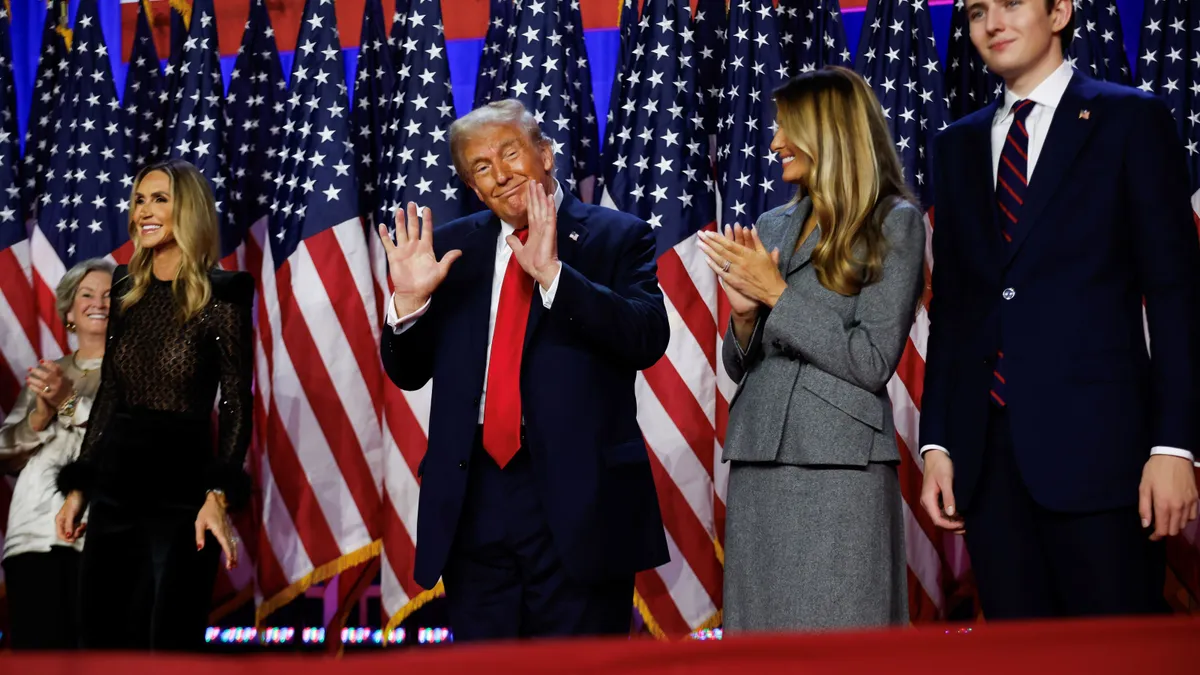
[460,121,555,228]
[131,170,177,251]
[769,125,812,186]
[67,269,112,339]
[966,0,1071,93]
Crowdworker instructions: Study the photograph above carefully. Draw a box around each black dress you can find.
[57,264,254,651]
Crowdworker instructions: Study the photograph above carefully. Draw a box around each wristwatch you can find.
[206,488,227,505]
[57,393,79,419]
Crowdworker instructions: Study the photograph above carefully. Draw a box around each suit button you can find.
[1002,287,1015,300]
[472,396,480,406]
[458,460,467,470]
[772,339,782,349]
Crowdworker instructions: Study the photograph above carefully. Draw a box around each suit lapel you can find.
[455,214,503,390]
[780,198,813,276]
[1004,74,1099,266]
[522,190,590,354]
[965,100,1005,262]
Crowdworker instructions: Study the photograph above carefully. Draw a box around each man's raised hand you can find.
[377,202,462,317]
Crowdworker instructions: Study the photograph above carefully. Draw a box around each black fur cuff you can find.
[56,460,95,498]
[203,464,252,512]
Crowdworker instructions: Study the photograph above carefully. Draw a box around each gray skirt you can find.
[723,461,908,633]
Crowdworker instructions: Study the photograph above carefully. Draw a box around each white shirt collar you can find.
[499,179,565,236]
[997,60,1075,121]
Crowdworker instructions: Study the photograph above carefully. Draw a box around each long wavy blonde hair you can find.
[121,159,220,323]
[774,67,915,296]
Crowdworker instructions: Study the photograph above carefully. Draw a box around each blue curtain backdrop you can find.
[9,0,1149,152]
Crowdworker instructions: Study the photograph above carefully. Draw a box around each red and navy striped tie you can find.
[992,99,1035,407]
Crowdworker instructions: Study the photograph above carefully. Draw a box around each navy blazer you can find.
[381,190,671,589]
[921,73,1200,513]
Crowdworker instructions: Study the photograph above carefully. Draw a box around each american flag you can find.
[474,0,517,108]
[3,0,61,597]
[1136,0,1200,610]
[598,0,640,200]
[1068,0,1132,84]
[0,0,19,595]
[716,0,789,230]
[0,0,27,417]
[212,0,287,618]
[30,0,132,363]
[599,0,724,636]
[22,0,68,222]
[502,0,600,199]
[254,0,385,624]
[123,0,166,173]
[163,0,193,127]
[165,0,234,258]
[944,0,1002,120]
[223,0,286,252]
[378,0,464,228]
[352,0,394,230]
[558,0,601,198]
[374,0,464,632]
[855,0,972,622]
[693,0,728,138]
[778,0,852,75]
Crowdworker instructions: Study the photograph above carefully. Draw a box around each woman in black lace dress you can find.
[55,158,254,651]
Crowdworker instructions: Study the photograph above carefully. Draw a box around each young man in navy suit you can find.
[920,0,1200,618]
[376,100,669,640]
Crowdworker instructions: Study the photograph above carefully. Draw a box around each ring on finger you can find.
[722,260,731,273]
[43,385,51,393]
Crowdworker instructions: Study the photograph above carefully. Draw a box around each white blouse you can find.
[0,353,101,560]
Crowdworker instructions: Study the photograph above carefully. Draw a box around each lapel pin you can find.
[569,231,579,241]
[1079,109,1090,120]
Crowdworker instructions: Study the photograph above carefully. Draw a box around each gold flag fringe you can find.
[169,0,192,30]
[382,579,445,636]
[255,540,381,627]
[632,589,722,641]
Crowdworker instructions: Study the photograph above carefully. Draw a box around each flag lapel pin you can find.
[1079,109,1090,120]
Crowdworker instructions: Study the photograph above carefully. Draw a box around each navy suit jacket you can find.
[922,73,1200,514]
[381,190,671,589]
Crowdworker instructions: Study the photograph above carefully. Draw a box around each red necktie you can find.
[482,227,533,468]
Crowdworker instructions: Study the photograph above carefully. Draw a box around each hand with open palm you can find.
[377,202,462,317]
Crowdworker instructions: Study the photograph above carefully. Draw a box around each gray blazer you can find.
[722,196,926,467]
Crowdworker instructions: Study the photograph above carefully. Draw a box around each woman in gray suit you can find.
[698,67,925,632]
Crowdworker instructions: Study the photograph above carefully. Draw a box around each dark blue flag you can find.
[224,0,287,234]
[717,0,789,229]
[854,0,950,209]
[124,0,166,172]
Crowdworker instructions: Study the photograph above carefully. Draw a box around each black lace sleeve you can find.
[204,271,255,510]
[57,266,128,499]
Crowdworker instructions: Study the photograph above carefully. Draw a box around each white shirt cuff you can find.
[538,264,562,309]
[385,294,431,335]
[920,444,949,458]
[1151,446,1198,467]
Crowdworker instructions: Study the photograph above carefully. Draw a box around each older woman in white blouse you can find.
[0,258,112,649]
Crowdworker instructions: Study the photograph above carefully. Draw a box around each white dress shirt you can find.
[922,62,1197,466]
[384,180,565,423]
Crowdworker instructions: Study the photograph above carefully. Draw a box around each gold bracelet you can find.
[57,394,78,418]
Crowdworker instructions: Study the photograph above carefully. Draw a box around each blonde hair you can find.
[773,66,914,296]
[122,158,220,323]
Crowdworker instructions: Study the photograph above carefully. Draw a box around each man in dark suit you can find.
[376,99,669,641]
[920,0,1200,618]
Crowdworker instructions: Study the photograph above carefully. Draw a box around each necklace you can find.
[72,352,98,377]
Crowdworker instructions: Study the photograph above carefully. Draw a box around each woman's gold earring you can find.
[66,322,76,333]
